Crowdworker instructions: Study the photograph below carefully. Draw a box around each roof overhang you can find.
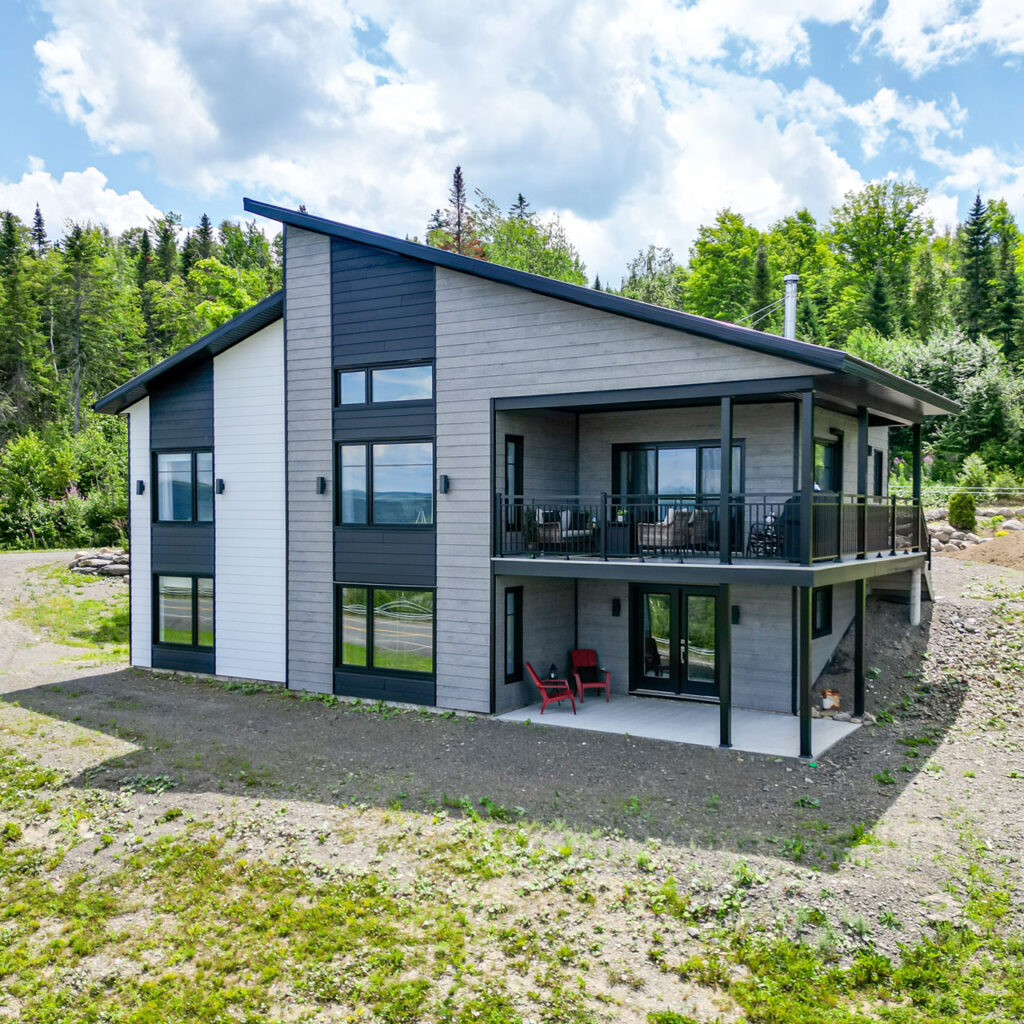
[93,291,283,415]
[243,198,959,423]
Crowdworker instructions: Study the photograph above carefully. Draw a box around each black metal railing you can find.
[495,492,924,565]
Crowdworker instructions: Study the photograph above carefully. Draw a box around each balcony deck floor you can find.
[496,695,858,759]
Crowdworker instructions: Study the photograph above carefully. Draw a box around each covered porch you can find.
[496,695,859,759]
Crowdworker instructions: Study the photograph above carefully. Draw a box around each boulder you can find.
[965,533,981,544]
[100,564,130,577]
[926,508,948,522]
[931,539,943,552]
[934,529,953,543]
[1014,507,1024,518]
[950,530,966,541]
[995,507,1014,518]
[1001,519,1024,531]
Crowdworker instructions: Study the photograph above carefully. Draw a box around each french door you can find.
[632,585,719,699]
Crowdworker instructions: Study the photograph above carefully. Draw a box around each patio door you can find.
[632,586,719,700]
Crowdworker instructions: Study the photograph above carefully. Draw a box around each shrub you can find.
[956,452,989,490]
[990,469,1022,502]
[948,491,976,531]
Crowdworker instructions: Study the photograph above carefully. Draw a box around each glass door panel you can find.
[683,594,717,696]
[642,592,674,692]
[657,447,697,496]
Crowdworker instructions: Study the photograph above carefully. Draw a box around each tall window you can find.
[814,441,839,491]
[155,575,214,648]
[812,585,833,638]
[615,443,742,499]
[337,586,434,675]
[337,441,433,525]
[504,586,523,683]
[155,451,213,522]
[336,364,433,406]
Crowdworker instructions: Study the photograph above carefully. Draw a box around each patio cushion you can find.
[560,509,590,531]
[576,665,601,683]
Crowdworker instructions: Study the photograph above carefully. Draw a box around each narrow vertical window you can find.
[157,576,194,644]
[340,587,368,666]
[338,370,367,405]
[196,452,214,522]
[504,586,523,683]
[156,453,193,521]
[812,586,833,638]
[196,577,215,647]
[339,445,368,524]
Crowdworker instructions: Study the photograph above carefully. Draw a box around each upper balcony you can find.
[495,491,926,569]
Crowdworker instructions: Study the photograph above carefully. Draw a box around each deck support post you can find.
[854,578,866,718]
[798,584,813,758]
[718,583,732,748]
[720,397,733,565]
[909,567,922,626]
[799,392,815,565]
[857,406,868,558]
[911,422,922,508]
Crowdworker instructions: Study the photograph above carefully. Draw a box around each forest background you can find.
[0,168,1020,548]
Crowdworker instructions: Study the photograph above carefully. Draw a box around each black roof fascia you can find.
[244,198,959,419]
[93,290,283,415]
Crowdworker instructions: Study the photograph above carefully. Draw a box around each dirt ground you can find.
[946,528,1024,569]
[1,549,1023,967]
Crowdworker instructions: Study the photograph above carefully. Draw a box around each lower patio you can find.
[496,695,859,759]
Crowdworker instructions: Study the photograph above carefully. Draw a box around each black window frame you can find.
[152,449,214,524]
[814,438,841,491]
[812,585,833,639]
[334,584,436,678]
[334,361,434,408]
[504,586,524,683]
[611,439,745,499]
[335,438,436,527]
[153,573,215,650]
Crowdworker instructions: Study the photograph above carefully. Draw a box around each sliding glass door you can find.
[633,586,719,699]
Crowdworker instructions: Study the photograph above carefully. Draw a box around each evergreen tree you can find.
[154,216,179,282]
[993,231,1022,357]
[0,212,20,278]
[593,274,601,290]
[426,209,445,234]
[749,240,772,330]
[136,230,154,289]
[959,193,995,341]
[180,232,200,277]
[31,204,47,257]
[864,264,893,336]
[509,193,531,220]
[796,293,824,345]
[448,166,470,255]
[195,213,215,259]
[910,246,942,340]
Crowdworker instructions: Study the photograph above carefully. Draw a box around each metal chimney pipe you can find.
[783,274,799,340]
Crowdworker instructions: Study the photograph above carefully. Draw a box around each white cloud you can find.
[867,0,1024,75]
[843,87,965,159]
[0,162,162,234]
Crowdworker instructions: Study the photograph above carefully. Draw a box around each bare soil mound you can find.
[945,529,1024,569]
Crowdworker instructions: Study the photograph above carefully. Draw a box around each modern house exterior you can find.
[95,200,958,757]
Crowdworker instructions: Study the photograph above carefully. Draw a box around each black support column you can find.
[854,578,866,718]
[798,585,813,758]
[799,392,815,565]
[720,397,733,565]
[911,422,922,505]
[857,406,868,559]
[718,583,732,748]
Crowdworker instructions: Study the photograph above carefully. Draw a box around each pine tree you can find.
[180,232,200,277]
[749,240,771,330]
[797,293,824,345]
[509,193,531,220]
[0,213,20,279]
[195,214,215,259]
[153,215,180,282]
[959,194,995,341]
[993,231,1022,357]
[865,264,893,336]
[593,274,601,290]
[31,204,47,257]
[137,230,154,289]
[426,209,445,233]
[910,246,942,340]
[448,166,469,255]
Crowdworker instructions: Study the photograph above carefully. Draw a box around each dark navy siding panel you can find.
[334,670,435,705]
[333,404,435,439]
[152,647,215,674]
[152,524,215,574]
[149,361,214,449]
[330,238,436,365]
[335,528,436,587]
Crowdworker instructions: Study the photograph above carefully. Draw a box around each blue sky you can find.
[1,0,1022,283]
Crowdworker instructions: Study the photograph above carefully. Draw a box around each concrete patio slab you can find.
[496,695,858,759]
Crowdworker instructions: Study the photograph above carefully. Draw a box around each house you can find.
[94,200,958,757]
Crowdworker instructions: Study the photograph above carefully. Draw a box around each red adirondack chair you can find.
[569,649,611,703]
[526,662,576,714]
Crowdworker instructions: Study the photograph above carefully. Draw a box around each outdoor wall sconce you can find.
[611,598,621,617]
[216,479,226,495]
[438,474,450,494]
[732,605,741,625]
[135,480,145,495]
[316,476,327,494]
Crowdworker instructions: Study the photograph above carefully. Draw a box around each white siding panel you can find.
[214,320,287,682]
[128,399,151,668]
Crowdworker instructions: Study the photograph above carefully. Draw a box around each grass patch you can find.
[10,588,128,649]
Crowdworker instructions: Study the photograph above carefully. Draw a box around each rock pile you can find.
[926,508,1024,554]
[69,548,130,578]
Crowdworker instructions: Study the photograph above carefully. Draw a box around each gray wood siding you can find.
[331,238,435,363]
[494,410,578,496]
[435,268,826,711]
[731,584,792,712]
[334,528,435,588]
[576,403,794,496]
[286,226,335,694]
[149,361,214,450]
[151,523,214,575]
